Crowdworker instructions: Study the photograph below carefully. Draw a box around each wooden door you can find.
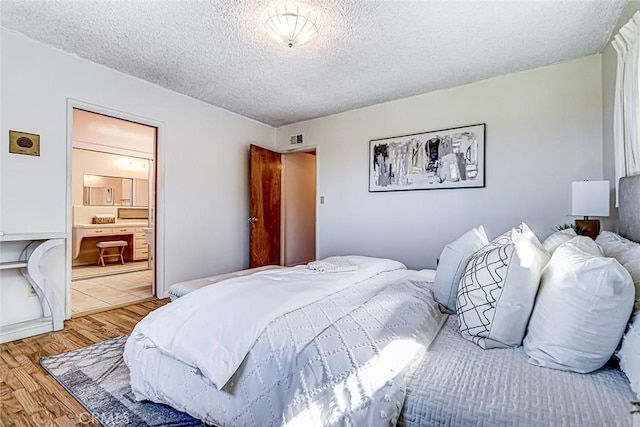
[249,144,282,267]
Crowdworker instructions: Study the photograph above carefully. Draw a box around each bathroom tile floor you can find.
[71,269,153,316]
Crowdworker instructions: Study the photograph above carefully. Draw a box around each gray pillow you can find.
[433,226,488,312]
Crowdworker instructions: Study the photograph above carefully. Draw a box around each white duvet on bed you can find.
[124,262,444,426]
[126,256,405,389]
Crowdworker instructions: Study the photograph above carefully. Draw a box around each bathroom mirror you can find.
[83,174,148,207]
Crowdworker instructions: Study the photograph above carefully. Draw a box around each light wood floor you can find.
[0,299,169,427]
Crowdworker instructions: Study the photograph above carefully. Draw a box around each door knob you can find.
[247,217,259,223]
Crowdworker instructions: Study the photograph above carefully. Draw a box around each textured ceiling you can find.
[0,0,627,127]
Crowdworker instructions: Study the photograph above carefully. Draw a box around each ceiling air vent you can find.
[290,134,304,145]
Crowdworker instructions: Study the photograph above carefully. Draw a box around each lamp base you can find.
[575,219,600,239]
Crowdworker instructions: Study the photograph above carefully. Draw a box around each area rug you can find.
[40,335,208,426]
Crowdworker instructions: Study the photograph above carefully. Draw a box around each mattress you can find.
[401,316,637,427]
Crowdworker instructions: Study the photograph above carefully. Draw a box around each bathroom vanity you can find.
[72,223,149,264]
[71,206,151,266]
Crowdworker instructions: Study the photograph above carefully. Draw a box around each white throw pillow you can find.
[456,223,550,349]
[523,236,635,373]
[542,228,577,255]
[595,231,640,311]
[617,313,640,399]
[433,226,488,313]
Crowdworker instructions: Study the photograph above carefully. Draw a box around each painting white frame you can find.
[369,123,486,192]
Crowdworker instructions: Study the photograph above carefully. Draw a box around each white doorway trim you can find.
[65,99,167,319]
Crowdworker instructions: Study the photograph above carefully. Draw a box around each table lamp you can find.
[571,180,610,239]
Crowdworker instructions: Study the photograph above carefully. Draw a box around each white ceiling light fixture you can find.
[116,157,148,172]
[264,2,319,48]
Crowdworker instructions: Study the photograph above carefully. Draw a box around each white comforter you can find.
[127,256,405,388]
[125,258,444,426]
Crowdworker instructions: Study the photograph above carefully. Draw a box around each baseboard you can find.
[0,317,54,344]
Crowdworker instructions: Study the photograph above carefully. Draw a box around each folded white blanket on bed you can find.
[308,256,358,272]
[127,256,405,389]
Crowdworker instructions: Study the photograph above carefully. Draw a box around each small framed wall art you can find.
[369,123,485,192]
[9,130,40,156]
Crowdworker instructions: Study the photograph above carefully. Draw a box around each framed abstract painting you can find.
[369,123,485,192]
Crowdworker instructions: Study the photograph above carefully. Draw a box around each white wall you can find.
[73,108,156,159]
[276,56,604,269]
[602,0,640,231]
[0,30,275,327]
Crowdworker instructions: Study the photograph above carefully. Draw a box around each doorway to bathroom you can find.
[70,108,157,316]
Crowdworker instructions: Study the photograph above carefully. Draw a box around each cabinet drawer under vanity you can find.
[133,227,149,260]
[85,228,113,236]
[112,227,136,235]
[134,247,149,259]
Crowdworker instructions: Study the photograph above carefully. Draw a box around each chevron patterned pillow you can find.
[456,223,550,349]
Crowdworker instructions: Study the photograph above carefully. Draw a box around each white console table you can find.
[0,233,67,343]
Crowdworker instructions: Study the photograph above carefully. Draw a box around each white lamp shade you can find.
[571,180,610,217]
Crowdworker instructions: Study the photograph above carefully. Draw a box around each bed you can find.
[124,176,640,426]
